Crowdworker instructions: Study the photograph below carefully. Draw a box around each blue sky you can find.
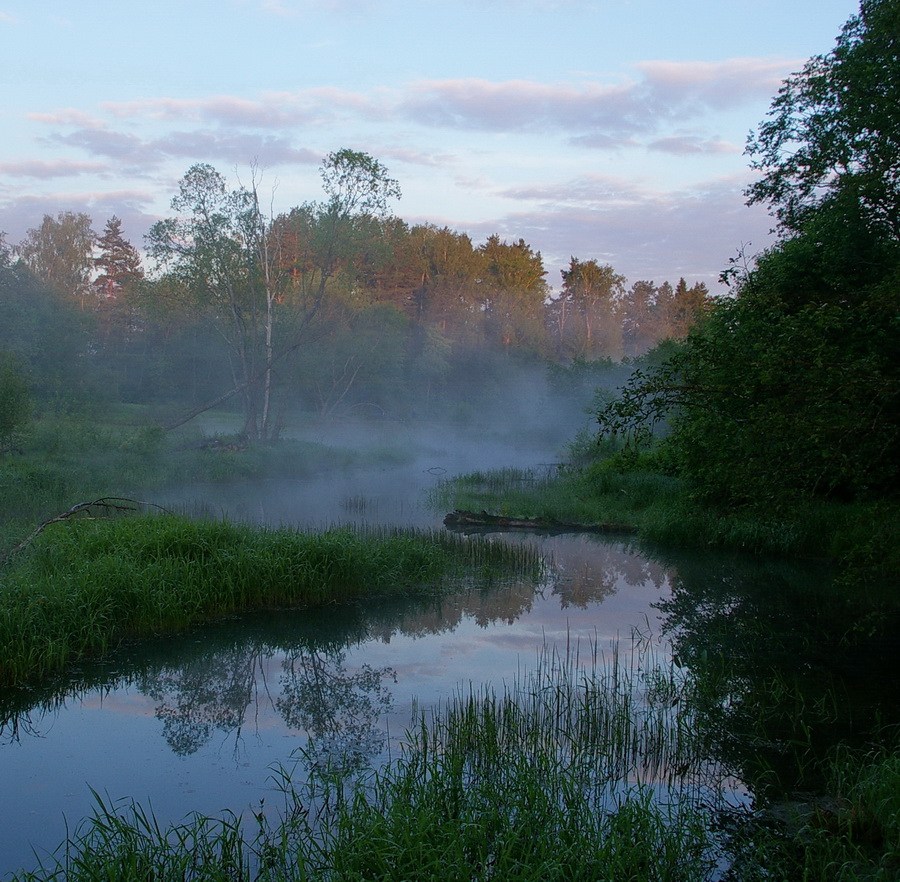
[1,0,861,290]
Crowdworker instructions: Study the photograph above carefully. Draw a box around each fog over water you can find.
[0,390,688,876]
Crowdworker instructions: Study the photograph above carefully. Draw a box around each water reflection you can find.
[0,534,672,877]
[651,548,900,802]
[136,641,396,775]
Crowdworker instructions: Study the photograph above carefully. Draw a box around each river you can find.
[1,426,897,878]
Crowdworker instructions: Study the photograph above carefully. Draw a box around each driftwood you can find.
[1,496,170,564]
[443,509,638,536]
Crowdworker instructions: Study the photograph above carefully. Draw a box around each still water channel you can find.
[1,442,897,878]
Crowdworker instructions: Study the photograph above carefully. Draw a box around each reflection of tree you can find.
[655,553,900,801]
[277,649,395,773]
[549,536,667,609]
[137,636,395,772]
[366,536,668,639]
[139,645,272,757]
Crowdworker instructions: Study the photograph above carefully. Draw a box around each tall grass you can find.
[12,636,727,881]
[0,514,543,688]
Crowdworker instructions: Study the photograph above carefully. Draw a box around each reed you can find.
[12,636,726,881]
[0,515,543,688]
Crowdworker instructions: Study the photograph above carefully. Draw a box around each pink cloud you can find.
[27,109,107,127]
[46,127,319,170]
[398,59,795,143]
[0,159,107,179]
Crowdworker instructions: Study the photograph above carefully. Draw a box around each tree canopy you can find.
[746,0,900,238]
[597,0,900,506]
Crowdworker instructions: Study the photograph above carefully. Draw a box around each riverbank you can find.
[0,514,542,689]
[429,463,900,578]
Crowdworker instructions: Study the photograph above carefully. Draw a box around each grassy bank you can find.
[0,514,542,688]
[431,463,900,576]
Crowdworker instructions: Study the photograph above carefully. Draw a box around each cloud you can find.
[450,173,775,287]
[0,190,158,244]
[499,173,654,209]
[647,136,740,155]
[47,127,319,171]
[397,59,794,143]
[635,58,796,113]
[28,109,107,127]
[27,56,793,172]
[102,94,318,128]
[379,146,455,167]
[0,160,108,179]
[401,78,640,135]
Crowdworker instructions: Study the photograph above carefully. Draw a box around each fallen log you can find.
[442,509,638,536]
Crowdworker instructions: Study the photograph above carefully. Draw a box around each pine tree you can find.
[93,216,143,300]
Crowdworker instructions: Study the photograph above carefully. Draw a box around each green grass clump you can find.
[727,743,900,880]
[0,514,542,688]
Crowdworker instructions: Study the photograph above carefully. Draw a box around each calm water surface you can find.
[0,454,673,877]
[4,450,891,878]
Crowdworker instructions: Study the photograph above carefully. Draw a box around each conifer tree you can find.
[93,216,144,300]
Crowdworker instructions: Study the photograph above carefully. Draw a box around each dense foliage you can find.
[597,0,900,508]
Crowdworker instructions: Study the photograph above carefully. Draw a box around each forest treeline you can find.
[0,149,710,441]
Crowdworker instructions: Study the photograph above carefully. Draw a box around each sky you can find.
[0,0,862,291]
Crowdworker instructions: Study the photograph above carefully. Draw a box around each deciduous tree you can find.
[18,211,95,308]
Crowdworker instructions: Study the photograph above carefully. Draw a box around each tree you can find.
[746,0,900,238]
[147,151,402,439]
[18,211,96,308]
[659,278,712,340]
[553,258,625,360]
[596,0,900,505]
[477,235,549,353]
[147,163,266,435]
[93,216,144,300]
[621,280,656,358]
[320,148,401,217]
